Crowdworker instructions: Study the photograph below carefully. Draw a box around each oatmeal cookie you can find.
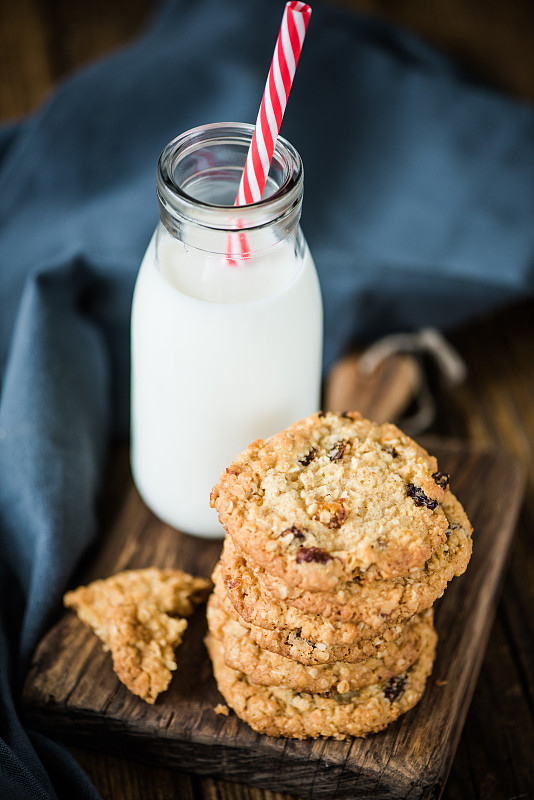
[247,621,408,666]
[208,589,435,694]
[205,627,437,739]
[64,567,211,703]
[243,491,472,627]
[220,536,405,643]
[212,572,407,665]
[211,411,456,591]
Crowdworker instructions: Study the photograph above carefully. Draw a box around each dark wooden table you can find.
[2,1,534,798]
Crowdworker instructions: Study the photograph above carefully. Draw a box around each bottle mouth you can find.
[156,122,303,234]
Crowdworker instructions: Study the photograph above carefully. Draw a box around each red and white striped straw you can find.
[235,1,311,206]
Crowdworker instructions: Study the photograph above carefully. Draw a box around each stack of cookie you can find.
[206,411,472,739]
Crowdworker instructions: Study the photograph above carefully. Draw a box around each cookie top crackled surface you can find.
[211,411,454,591]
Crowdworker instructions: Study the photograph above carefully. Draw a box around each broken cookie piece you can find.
[104,602,187,704]
[64,567,211,703]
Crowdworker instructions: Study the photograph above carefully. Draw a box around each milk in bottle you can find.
[131,123,323,537]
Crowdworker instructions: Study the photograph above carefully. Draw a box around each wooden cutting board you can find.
[22,355,525,800]
[22,439,524,799]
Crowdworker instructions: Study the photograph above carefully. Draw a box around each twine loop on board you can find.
[359,328,467,434]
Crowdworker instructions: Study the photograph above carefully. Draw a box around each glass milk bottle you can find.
[131,122,323,538]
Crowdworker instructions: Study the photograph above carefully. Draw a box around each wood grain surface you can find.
[22,437,524,800]
[3,1,534,798]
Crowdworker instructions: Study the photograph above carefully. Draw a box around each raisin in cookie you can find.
[205,626,437,740]
[211,412,454,591]
[208,588,435,695]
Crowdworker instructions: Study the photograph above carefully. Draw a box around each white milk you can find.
[130,123,323,538]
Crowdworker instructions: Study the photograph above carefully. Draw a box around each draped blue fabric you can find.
[1,0,533,796]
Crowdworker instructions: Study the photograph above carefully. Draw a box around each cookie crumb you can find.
[214,703,230,716]
[434,679,448,687]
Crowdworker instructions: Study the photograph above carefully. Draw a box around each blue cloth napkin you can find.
[1,0,534,796]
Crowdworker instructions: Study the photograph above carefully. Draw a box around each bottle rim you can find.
[156,122,303,233]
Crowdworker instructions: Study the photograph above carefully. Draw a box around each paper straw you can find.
[235,2,312,206]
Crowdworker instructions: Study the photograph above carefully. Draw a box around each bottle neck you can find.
[156,122,304,255]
